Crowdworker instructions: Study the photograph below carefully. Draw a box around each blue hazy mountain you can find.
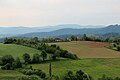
[0,24,103,38]
[18,24,120,38]
[0,24,120,38]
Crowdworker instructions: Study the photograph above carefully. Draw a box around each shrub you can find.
[19,68,46,79]
[117,46,120,51]
[23,53,31,63]
[12,57,22,68]
[32,53,41,63]
[18,76,39,80]
[1,55,14,66]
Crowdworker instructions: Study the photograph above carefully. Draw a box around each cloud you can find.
[0,0,120,27]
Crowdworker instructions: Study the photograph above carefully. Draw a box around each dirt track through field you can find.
[49,41,120,58]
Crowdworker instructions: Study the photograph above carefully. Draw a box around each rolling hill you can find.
[0,43,40,59]
[49,41,120,58]
[0,24,120,38]
[18,24,120,38]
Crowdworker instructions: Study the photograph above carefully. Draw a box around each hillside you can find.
[0,24,120,38]
[0,43,40,59]
[49,41,120,58]
[18,24,120,38]
[30,58,120,79]
[0,42,120,80]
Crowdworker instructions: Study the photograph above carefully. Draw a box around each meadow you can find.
[0,41,120,80]
[0,43,40,80]
[0,43,40,59]
[30,58,120,79]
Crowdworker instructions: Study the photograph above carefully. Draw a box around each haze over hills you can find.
[18,24,120,38]
[0,24,104,34]
[0,24,120,38]
[0,24,104,38]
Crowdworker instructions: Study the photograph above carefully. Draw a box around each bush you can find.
[63,70,92,80]
[1,63,13,70]
[32,53,41,63]
[98,75,120,80]
[41,72,46,78]
[117,46,120,51]
[1,55,14,66]
[18,76,39,80]
[19,68,46,79]
[23,53,31,63]
[12,57,22,68]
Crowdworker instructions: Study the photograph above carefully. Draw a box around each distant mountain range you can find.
[0,24,120,38]
[18,24,120,38]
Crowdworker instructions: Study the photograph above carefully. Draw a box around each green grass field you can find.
[0,70,25,80]
[30,58,120,79]
[0,43,40,80]
[0,43,40,59]
[0,42,120,80]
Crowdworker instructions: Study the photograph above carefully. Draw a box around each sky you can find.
[0,0,120,27]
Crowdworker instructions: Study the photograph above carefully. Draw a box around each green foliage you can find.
[4,37,14,44]
[19,68,46,79]
[117,46,120,51]
[1,55,23,70]
[3,37,78,60]
[82,34,87,40]
[1,55,14,65]
[1,63,13,70]
[32,53,41,63]
[63,70,92,80]
[12,57,22,68]
[18,76,39,80]
[98,75,120,80]
[41,50,47,61]
[49,62,52,79]
[0,43,40,59]
[23,53,31,63]
[52,50,60,60]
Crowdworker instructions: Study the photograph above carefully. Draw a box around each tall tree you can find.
[23,53,31,63]
[49,62,52,80]
[41,50,47,61]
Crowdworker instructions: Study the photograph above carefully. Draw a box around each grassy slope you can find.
[0,43,40,80]
[49,41,120,58]
[0,42,120,79]
[0,43,40,59]
[30,58,120,79]
[0,70,25,80]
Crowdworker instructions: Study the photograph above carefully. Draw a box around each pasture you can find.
[0,42,120,80]
[30,58,120,79]
[0,43,40,59]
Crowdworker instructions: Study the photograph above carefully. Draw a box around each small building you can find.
[54,38,62,41]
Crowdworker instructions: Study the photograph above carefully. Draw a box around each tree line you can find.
[3,37,78,60]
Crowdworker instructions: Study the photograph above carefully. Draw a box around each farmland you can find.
[49,41,120,58]
[0,41,120,80]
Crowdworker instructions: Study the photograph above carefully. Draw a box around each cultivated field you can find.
[0,42,120,80]
[49,41,120,58]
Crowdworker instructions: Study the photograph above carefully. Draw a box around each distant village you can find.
[54,36,81,42]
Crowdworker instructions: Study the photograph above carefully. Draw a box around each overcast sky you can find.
[0,0,120,27]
